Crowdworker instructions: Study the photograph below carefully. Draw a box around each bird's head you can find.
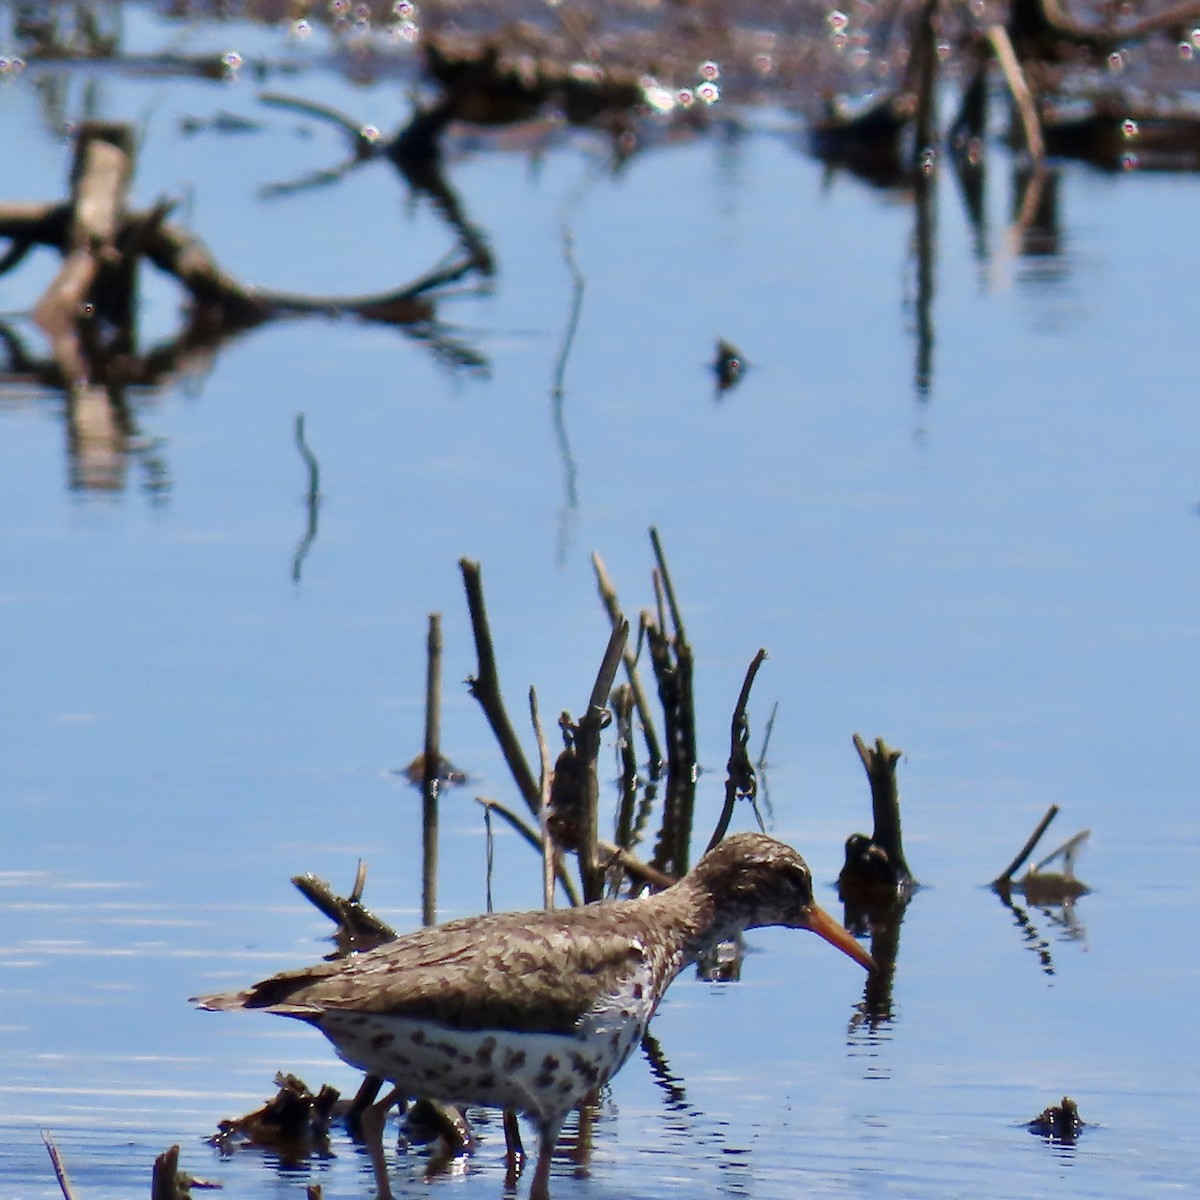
[691,832,874,971]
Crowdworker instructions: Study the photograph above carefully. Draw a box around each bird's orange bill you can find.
[803,902,876,972]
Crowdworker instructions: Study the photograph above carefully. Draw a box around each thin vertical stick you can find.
[484,803,495,914]
[291,412,321,581]
[591,551,664,770]
[649,526,687,643]
[421,612,442,926]
[707,649,767,852]
[460,558,541,815]
[530,685,555,910]
[576,618,629,903]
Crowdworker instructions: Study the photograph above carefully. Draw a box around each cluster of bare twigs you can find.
[460,528,763,909]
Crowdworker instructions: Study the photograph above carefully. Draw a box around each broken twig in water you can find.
[994,803,1059,885]
[41,1132,78,1200]
[207,1075,338,1164]
[292,865,397,956]
[993,807,1090,905]
[842,734,915,889]
[459,558,541,816]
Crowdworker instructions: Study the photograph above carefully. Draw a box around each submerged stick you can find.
[422,612,442,926]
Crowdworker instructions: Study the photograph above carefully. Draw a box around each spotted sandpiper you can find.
[194,832,873,1199]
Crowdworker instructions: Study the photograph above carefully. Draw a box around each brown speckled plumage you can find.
[194,832,872,1199]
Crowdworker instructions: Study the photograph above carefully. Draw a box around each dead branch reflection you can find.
[291,413,322,583]
[0,120,488,493]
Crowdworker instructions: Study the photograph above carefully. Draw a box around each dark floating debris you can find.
[151,1144,221,1200]
[712,339,747,394]
[292,862,398,958]
[399,750,468,787]
[1027,1096,1086,1145]
[208,1073,339,1163]
[179,110,263,136]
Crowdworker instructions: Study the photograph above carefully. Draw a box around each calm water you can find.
[2,7,1199,1200]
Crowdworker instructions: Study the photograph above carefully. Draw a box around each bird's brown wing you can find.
[195,904,655,1036]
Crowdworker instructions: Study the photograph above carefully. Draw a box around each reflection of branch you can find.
[1021,0,1200,45]
[996,887,1056,976]
[259,90,377,148]
[1008,163,1052,257]
[639,1029,689,1113]
[257,89,495,279]
[551,228,584,563]
[291,413,321,583]
[756,700,778,770]
[259,159,363,200]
